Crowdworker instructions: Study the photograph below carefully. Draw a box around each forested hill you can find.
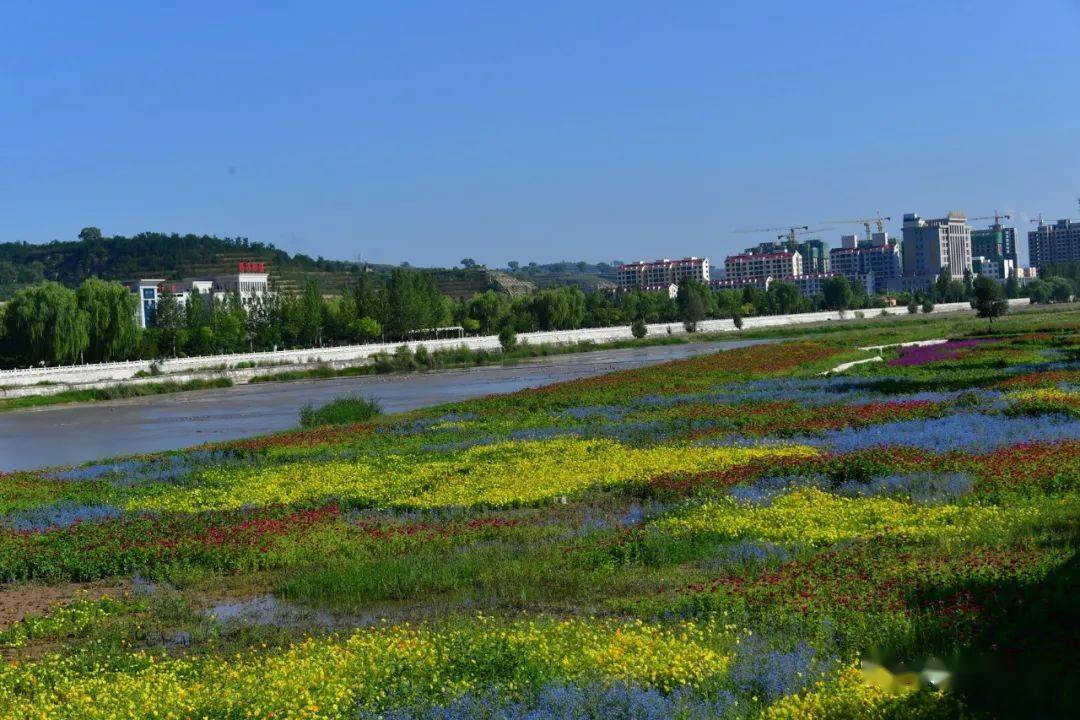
[0,230,369,295]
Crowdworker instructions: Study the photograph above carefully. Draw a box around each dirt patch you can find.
[0,580,131,629]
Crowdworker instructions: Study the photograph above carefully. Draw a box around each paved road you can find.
[0,338,779,471]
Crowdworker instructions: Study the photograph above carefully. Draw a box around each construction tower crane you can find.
[776,227,832,243]
[733,225,809,240]
[969,211,1011,226]
[821,212,891,242]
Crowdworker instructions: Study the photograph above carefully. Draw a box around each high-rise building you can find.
[901,212,972,277]
[972,225,1018,265]
[1028,219,1080,268]
[744,238,829,274]
[829,240,902,285]
[616,257,710,290]
[724,250,802,284]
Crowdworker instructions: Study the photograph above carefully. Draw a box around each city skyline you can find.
[2,1,1078,268]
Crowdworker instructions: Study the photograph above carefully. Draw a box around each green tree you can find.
[210,293,245,352]
[1004,270,1020,299]
[676,280,710,331]
[76,278,140,362]
[821,276,852,311]
[152,291,187,356]
[970,276,1008,331]
[357,316,382,342]
[630,318,647,339]
[1049,277,1074,303]
[183,291,215,354]
[934,266,953,302]
[352,274,382,322]
[298,281,326,346]
[498,324,517,352]
[246,293,282,351]
[78,226,103,242]
[767,281,801,315]
[1,282,89,365]
[333,290,360,344]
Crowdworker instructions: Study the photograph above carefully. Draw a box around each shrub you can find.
[370,350,394,373]
[414,345,436,370]
[393,345,417,371]
[907,300,919,314]
[499,325,517,352]
[298,395,382,428]
[921,298,934,314]
[631,318,647,339]
[733,313,744,330]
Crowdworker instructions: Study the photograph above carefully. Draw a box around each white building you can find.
[711,276,772,292]
[122,278,166,329]
[636,283,679,299]
[617,257,710,290]
[125,263,271,328]
[901,212,972,277]
[790,273,833,297]
[973,256,1014,282]
[724,251,802,284]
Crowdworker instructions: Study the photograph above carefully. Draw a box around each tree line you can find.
[1,264,1075,369]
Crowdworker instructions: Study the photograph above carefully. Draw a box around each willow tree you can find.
[1,282,89,365]
[76,278,140,362]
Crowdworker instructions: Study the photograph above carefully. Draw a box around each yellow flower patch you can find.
[0,615,734,720]
[128,438,819,512]
[653,488,1039,545]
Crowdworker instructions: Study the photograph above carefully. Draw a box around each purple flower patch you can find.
[889,339,999,367]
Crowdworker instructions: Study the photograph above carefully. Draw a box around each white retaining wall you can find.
[0,298,1030,392]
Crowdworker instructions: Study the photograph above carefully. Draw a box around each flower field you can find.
[0,308,1078,719]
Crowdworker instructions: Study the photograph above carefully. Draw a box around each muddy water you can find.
[0,338,779,471]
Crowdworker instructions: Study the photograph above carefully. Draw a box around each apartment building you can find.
[744,238,829,274]
[829,239,901,286]
[616,257,710,290]
[723,251,802,284]
[1028,219,1080,268]
[972,225,1018,265]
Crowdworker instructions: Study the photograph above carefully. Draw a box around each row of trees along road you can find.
[1,263,1076,369]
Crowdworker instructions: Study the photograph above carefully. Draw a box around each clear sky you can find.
[1,1,1077,267]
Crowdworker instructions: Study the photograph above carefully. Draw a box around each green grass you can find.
[298,395,383,428]
[0,377,234,413]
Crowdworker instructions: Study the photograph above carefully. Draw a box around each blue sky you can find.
[1,1,1077,267]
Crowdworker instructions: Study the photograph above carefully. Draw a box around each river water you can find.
[0,339,778,471]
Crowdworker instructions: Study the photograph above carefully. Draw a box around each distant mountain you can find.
[0,232,629,302]
[504,260,619,291]
[0,231,375,298]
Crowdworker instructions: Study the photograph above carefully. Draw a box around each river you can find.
[0,338,778,471]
